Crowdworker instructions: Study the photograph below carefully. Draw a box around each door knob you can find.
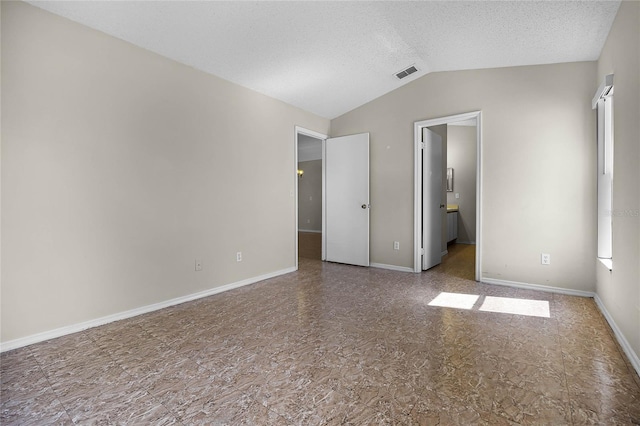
[440,204,445,208]
[362,204,370,209]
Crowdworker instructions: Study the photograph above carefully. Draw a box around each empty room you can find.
[1,1,639,424]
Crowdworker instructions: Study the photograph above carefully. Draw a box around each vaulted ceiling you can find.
[28,1,621,119]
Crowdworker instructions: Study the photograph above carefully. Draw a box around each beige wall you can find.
[0,1,329,343]
[595,1,640,364]
[331,61,596,291]
[297,159,322,232]
[447,125,477,244]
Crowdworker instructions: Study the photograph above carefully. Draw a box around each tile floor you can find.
[298,232,322,260]
[2,244,640,425]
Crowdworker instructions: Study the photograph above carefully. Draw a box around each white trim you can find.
[413,120,422,272]
[441,250,448,256]
[370,263,414,273]
[598,257,613,271]
[295,126,327,141]
[481,277,594,298]
[0,267,295,353]
[414,110,482,282]
[295,126,328,268]
[594,294,640,378]
[298,229,322,234]
[475,116,483,282]
[321,138,327,260]
[592,73,614,109]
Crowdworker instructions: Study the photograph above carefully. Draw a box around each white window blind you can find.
[593,75,614,261]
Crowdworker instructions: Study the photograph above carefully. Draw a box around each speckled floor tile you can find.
[569,381,640,425]
[2,244,639,424]
[492,382,571,425]
[1,376,73,426]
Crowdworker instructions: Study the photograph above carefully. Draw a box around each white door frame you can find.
[413,111,482,280]
[294,126,328,270]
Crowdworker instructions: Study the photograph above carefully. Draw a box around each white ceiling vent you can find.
[395,65,418,80]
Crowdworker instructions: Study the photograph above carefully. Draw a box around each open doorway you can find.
[295,127,327,267]
[297,134,323,261]
[442,119,477,279]
[414,111,482,281]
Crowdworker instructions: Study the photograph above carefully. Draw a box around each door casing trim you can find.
[413,111,482,280]
[294,126,328,269]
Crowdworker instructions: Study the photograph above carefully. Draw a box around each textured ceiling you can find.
[28,1,621,119]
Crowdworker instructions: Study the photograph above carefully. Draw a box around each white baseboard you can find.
[481,277,595,298]
[370,263,414,273]
[298,229,322,234]
[441,250,449,256]
[594,294,640,378]
[0,267,296,353]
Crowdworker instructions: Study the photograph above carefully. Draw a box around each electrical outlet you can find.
[236,252,242,262]
[394,241,400,250]
[541,253,551,265]
[195,258,203,271]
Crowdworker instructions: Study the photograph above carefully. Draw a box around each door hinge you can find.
[420,142,425,149]
[420,248,425,255]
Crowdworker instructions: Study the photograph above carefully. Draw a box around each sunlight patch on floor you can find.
[427,291,551,318]
[479,296,550,318]
[427,292,480,310]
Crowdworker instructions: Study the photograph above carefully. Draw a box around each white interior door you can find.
[325,133,370,266]
[422,128,443,270]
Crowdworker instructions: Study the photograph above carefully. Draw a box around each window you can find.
[593,74,614,267]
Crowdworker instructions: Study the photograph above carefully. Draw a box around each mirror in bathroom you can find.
[446,168,454,192]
